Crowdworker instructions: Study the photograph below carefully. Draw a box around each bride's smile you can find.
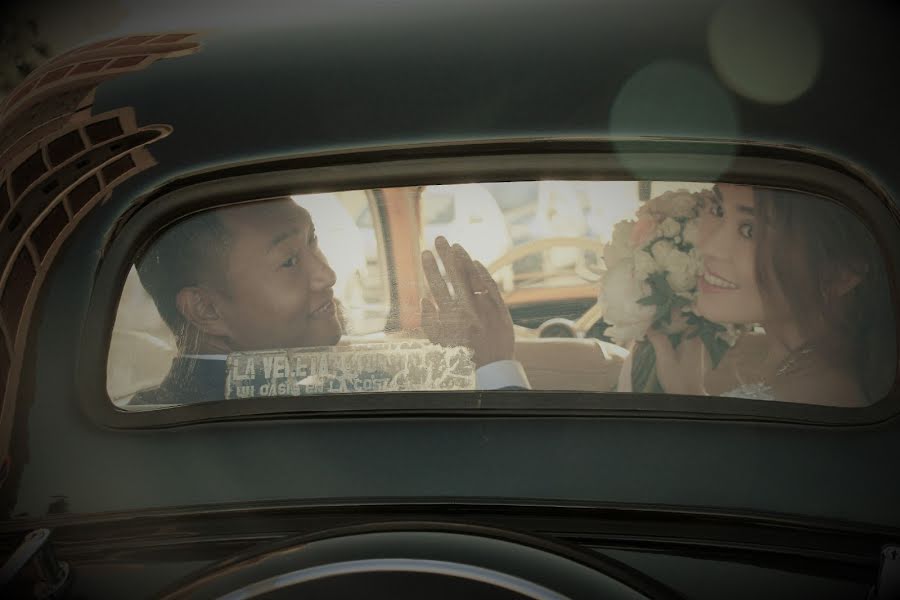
[694,184,771,325]
[699,268,739,292]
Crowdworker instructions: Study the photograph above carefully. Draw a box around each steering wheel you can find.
[487,238,608,339]
[158,522,683,600]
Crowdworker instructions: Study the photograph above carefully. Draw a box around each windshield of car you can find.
[107,180,895,410]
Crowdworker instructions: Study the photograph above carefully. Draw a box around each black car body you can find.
[0,1,899,598]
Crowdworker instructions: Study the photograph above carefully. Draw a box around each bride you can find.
[618,183,894,407]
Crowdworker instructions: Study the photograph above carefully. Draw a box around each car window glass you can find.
[108,180,895,410]
[421,186,456,224]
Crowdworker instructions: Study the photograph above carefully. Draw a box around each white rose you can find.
[633,248,658,280]
[603,220,635,269]
[668,190,700,218]
[660,217,680,238]
[645,190,699,219]
[650,239,676,264]
[651,240,701,292]
[643,195,661,214]
[663,249,699,292]
[598,259,655,346]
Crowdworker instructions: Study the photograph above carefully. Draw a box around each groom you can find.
[132,197,528,405]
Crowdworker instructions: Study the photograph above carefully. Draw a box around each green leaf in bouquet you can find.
[655,301,673,324]
[639,292,668,307]
[647,271,674,296]
[698,326,730,369]
[672,295,691,308]
[629,340,665,394]
[708,320,726,332]
[668,331,684,348]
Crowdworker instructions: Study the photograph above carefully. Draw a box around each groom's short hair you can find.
[136,211,231,335]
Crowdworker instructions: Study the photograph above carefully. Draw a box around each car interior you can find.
[108,180,812,408]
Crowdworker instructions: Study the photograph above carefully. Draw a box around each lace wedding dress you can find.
[617,348,782,401]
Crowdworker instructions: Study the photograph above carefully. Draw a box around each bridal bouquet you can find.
[598,189,744,393]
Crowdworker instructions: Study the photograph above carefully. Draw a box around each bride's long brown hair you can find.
[753,188,896,402]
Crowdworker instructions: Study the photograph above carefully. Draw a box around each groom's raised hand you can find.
[421,236,515,367]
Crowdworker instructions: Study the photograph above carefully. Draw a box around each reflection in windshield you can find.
[108,181,894,410]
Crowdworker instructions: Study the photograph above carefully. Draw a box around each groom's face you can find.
[207,200,344,351]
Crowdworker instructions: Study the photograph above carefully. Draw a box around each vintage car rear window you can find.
[108,181,895,410]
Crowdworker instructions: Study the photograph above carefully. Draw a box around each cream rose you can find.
[660,217,681,238]
[603,220,635,269]
[667,190,699,218]
[664,250,700,292]
[649,239,701,292]
[650,239,676,264]
[633,248,658,280]
[598,259,656,345]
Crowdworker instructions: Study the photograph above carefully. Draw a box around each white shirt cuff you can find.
[475,359,531,390]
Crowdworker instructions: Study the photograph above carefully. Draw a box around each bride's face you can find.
[695,184,784,324]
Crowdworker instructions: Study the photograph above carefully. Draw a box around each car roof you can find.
[3,1,896,210]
